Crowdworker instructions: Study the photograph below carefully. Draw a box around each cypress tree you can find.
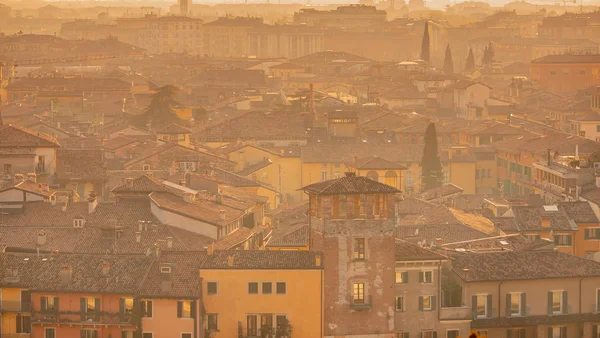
[443,44,454,74]
[465,47,475,72]
[420,21,430,62]
[482,45,489,65]
[487,42,495,65]
[421,122,443,191]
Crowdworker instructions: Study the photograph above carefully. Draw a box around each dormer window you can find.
[160,265,172,274]
[73,218,85,228]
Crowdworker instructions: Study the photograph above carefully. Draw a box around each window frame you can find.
[179,300,193,318]
[45,328,56,338]
[352,282,365,304]
[353,237,366,260]
[395,271,408,284]
[207,313,219,331]
[422,295,433,311]
[262,282,272,294]
[248,282,259,294]
[476,294,488,318]
[552,291,563,314]
[207,281,218,295]
[276,282,287,295]
[446,329,460,338]
[181,334,192,338]
[420,270,433,283]
[141,300,153,318]
[422,331,435,338]
[142,333,153,338]
[510,292,522,316]
[395,296,405,312]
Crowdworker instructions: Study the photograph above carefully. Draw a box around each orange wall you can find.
[141,298,198,338]
[531,63,600,92]
[575,223,600,257]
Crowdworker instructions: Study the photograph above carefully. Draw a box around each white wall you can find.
[150,202,218,239]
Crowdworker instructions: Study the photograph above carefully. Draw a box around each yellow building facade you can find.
[199,251,324,338]
[1,287,31,337]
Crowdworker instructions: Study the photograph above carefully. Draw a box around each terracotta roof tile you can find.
[138,251,203,298]
[56,149,107,182]
[301,172,400,195]
[395,240,447,261]
[267,223,308,248]
[198,250,323,270]
[0,125,60,148]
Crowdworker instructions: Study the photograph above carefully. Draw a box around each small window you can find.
[16,314,31,334]
[182,334,192,338]
[477,331,488,338]
[550,71,557,76]
[551,326,567,338]
[207,314,219,331]
[45,328,56,338]
[122,332,134,338]
[552,291,563,314]
[510,293,521,316]
[142,333,153,338]
[142,164,151,171]
[353,238,365,260]
[81,330,98,338]
[580,70,586,75]
[141,300,153,317]
[248,282,259,294]
[419,271,433,283]
[353,282,365,304]
[207,282,218,295]
[121,298,134,314]
[262,282,272,294]
[422,295,432,311]
[476,294,488,318]
[395,271,408,284]
[447,330,459,338]
[177,300,192,318]
[422,331,435,338]
[554,234,572,247]
[395,296,405,312]
[276,282,286,294]
[160,266,172,274]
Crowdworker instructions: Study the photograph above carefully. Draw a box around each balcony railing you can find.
[350,295,373,310]
[439,306,471,320]
[1,334,32,338]
[0,301,31,312]
[31,311,134,325]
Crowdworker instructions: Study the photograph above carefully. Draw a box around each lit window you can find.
[419,271,433,283]
[395,271,408,284]
[395,296,404,312]
[476,294,488,318]
[552,291,563,314]
[353,238,365,260]
[353,283,365,304]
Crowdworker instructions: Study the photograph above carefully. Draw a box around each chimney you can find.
[37,230,47,246]
[179,179,187,187]
[542,215,551,228]
[216,194,223,204]
[88,196,98,214]
[27,173,36,183]
[207,243,214,255]
[137,220,144,232]
[315,254,322,267]
[227,255,234,267]
[61,202,67,212]
[14,173,24,181]
[547,149,552,167]
[40,183,49,192]
[145,221,150,231]
[59,266,73,285]
[219,209,226,221]
[155,245,161,258]
[50,195,57,206]
[183,192,195,203]
[595,171,600,189]
[126,177,134,189]
[135,231,142,243]
[435,238,443,247]
[102,262,110,276]
[167,237,173,249]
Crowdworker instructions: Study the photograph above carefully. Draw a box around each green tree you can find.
[421,122,443,191]
[487,42,495,64]
[465,47,475,72]
[420,21,430,62]
[443,44,454,74]
[482,45,489,65]
[139,85,181,126]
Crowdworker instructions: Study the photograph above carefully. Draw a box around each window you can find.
[81,297,98,321]
[207,282,218,295]
[261,314,274,335]
[177,300,193,318]
[509,293,523,316]
[395,333,409,338]
[550,326,567,338]
[447,330,459,338]
[475,294,488,318]
[142,164,151,171]
[122,331,134,338]
[353,238,365,260]
[248,282,259,294]
[353,282,365,304]
[41,296,58,312]
[526,234,541,241]
[554,234,572,246]
[141,300,153,317]
[419,271,433,283]
[121,298,134,314]
[3,164,11,173]
[276,282,286,294]
[395,271,408,284]
[81,330,98,338]
[420,295,434,311]
[321,172,327,181]
[422,331,435,338]
[142,333,153,338]
[16,314,31,333]
[247,314,258,336]
[207,314,219,330]
[585,228,600,240]
[551,291,564,314]
[262,282,272,294]
[45,328,56,338]
[550,71,557,76]
[581,70,586,75]
[182,334,192,338]
[477,331,488,338]
[395,296,405,312]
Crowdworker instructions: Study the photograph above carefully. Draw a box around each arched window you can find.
[366,171,379,182]
[385,171,398,188]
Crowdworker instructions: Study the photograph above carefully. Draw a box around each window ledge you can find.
[352,259,367,263]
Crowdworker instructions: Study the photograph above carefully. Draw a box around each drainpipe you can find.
[498,281,503,318]
[304,190,312,249]
[579,277,583,314]
[438,259,442,322]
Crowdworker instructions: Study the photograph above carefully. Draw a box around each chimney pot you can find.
[59,266,73,285]
[315,254,322,267]
[227,255,234,267]
[219,209,226,221]
[61,202,67,212]
[27,173,36,183]
[135,231,142,243]
[207,243,214,255]
[37,230,47,246]
[102,262,110,276]
[126,177,134,189]
[137,220,144,232]
[167,237,173,249]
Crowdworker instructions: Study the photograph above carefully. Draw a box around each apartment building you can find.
[199,250,324,338]
[450,251,600,338]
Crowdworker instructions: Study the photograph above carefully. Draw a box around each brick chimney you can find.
[37,230,47,246]
[227,255,234,267]
[207,243,214,255]
[135,231,142,243]
[167,237,173,249]
[126,177,134,189]
[27,173,36,183]
[59,266,73,285]
[219,210,226,221]
[102,262,110,276]
[88,194,98,214]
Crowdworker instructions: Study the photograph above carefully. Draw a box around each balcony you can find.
[31,311,134,325]
[0,301,31,312]
[440,306,471,320]
[350,295,373,311]
[1,334,32,338]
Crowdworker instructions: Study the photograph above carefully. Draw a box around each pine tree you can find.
[421,122,443,191]
[420,21,430,62]
[487,42,495,65]
[465,47,475,72]
[138,85,181,126]
[443,44,454,74]
[482,45,489,65]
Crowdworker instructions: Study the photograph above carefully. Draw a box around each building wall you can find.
[199,268,324,338]
[141,298,197,338]
[531,63,600,93]
[1,288,26,336]
[574,222,600,257]
[448,162,477,194]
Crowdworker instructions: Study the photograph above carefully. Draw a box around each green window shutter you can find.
[418,296,423,311]
[547,292,553,315]
[431,296,437,311]
[403,272,409,283]
[562,291,568,314]
[80,298,86,321]
[506,294,511,317]
[521,293,526,316]
[472,295,478,319]
[486,294,492,317]
[41,297,47,312]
